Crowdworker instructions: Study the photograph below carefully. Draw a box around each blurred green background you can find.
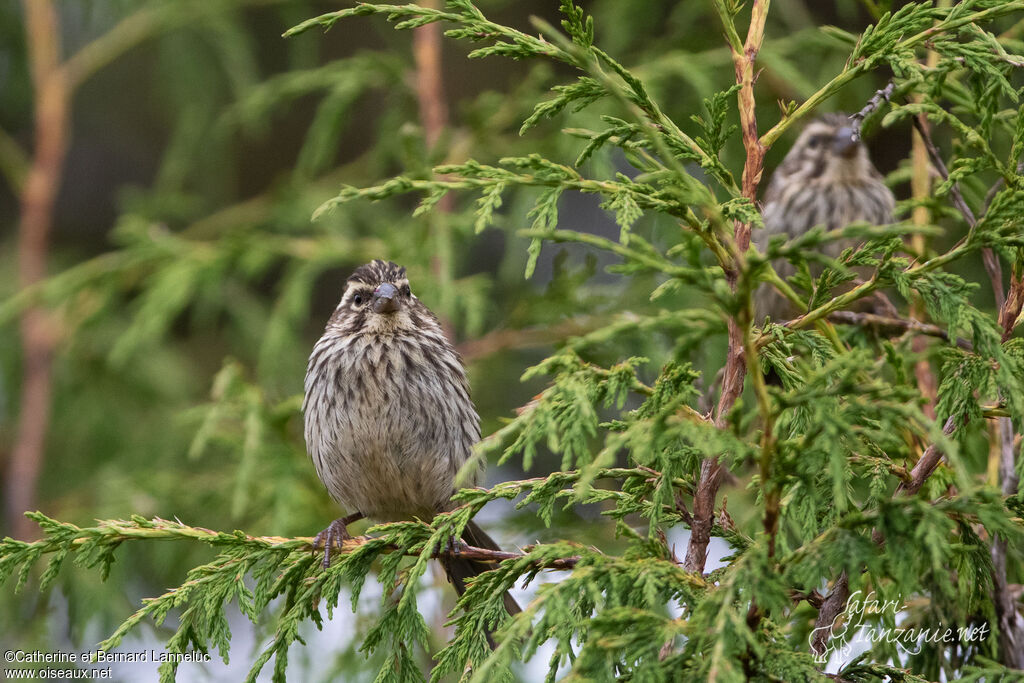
[0,0,1009,679]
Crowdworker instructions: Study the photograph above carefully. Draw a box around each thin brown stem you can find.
[991,412,1023,667]
[827,310,971,350]
[7,0,69,541]
[910,114,1004,311]
[413,5,448,153]
[412,0,456,334]
[735,0,770,240]
[909,89,939,419]
[810,570,850,657]
[906,13,944,421]
[849,81,894,139]
[685,0,770,574]
[992,252,1023,666]
[897,415,958,496]
[457,316,610,360]
[998,268,1023,343]
[814,414,958,655]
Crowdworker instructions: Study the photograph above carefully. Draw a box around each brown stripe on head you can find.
[338,259,413,312]
[348,260,408,286]
[814,112,852,128]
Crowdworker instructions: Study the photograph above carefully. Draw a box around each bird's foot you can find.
[313,512,364,568]
[440,533,467,558]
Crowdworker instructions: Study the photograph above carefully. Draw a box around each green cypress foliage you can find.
[2,1,1023,681]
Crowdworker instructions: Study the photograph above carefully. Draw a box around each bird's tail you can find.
[440,520,521,647]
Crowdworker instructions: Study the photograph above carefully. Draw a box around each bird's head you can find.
[782,112,876,185]
[329,260,434,335]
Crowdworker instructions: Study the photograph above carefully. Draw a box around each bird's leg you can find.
[442,533,466,557]
[432,504,467,558]
[313,511,365,568]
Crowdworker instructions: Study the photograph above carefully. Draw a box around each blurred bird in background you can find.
[756,112,895,321]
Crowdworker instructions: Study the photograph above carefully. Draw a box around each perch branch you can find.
[0,513,581,572]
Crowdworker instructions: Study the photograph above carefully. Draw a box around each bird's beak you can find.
[833,126,859,158]
[371,282,400,314]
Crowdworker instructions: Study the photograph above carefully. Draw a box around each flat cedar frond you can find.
[3,0,1024,681]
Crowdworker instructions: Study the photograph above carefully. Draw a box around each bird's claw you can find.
[441,534,467,557]
[313,518,355,569]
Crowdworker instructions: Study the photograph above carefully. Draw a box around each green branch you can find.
[760,0,1024,148]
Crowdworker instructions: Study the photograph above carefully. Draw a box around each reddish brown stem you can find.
[685,0,770,574]
[7,0,69,541]
[909,100,939,420]
[735,5,769,237]
[456,315,608,360]
[828,310,971,349]
[810,571,850,657]
[911,114,1004,310]
[896,415,958,496]
[998,269,1023,343]
[412,0,457,341]
[992,256,1023,666]
[413,5,448,152]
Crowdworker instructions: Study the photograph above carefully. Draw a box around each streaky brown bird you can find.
[756,112,895,320]
[303,260,520,642]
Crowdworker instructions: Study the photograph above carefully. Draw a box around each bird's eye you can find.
[807,135,824,148]
[401,285,411,296]
[353,294,364,306]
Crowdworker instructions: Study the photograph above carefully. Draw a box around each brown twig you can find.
[991,412,1023,666]
[849,81,895,140]
[734,5,770,224]
[908,65,941,420]
[413,6,448,153]
[456,316,609,360]
[685,0,771,574]
[827,310,972,350]
[813,414,958,654]
[998,268,1023,343]
[412,0,457,340]
[7,0,69,541]
[992,252,1023,666]
[810,570,850,657]
[897,415,958,496]
[910,114,1004,311]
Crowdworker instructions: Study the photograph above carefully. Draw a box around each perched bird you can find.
[756,112,895,320]
[302,260,520,631]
